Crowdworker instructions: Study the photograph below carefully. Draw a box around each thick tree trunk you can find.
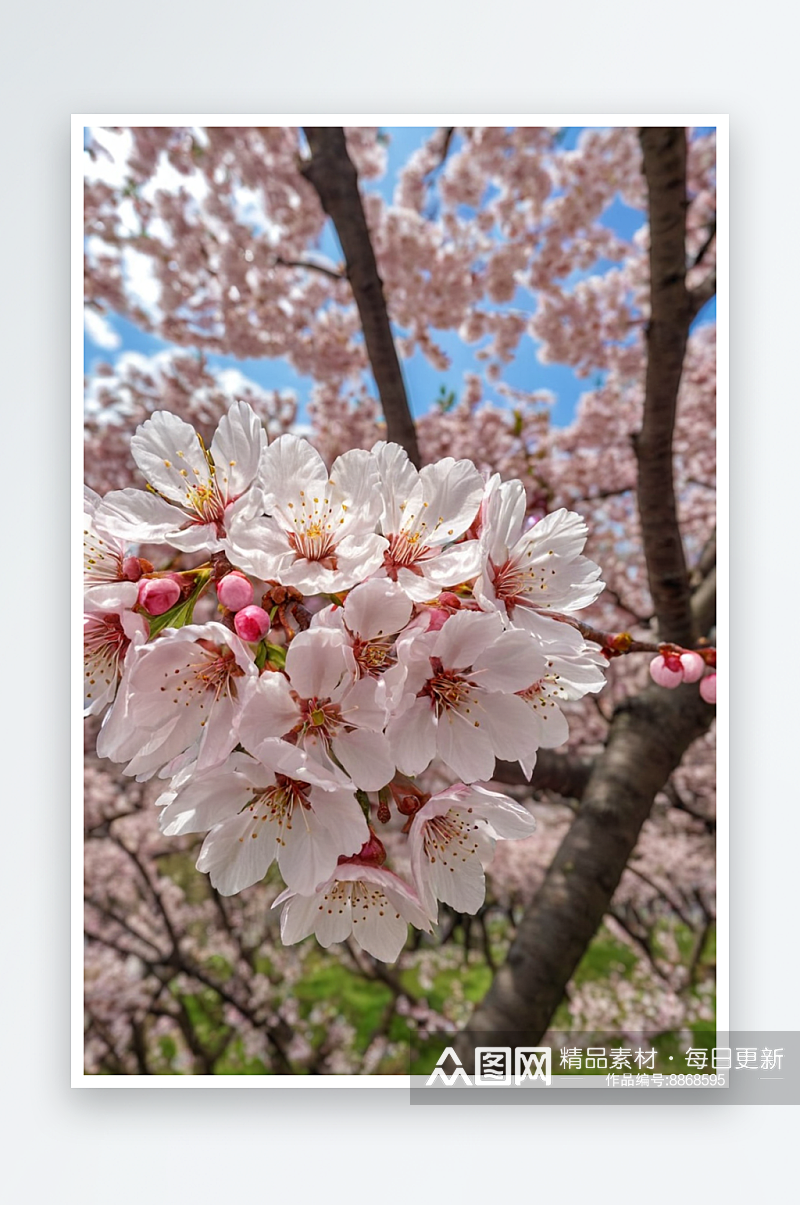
[456,681,714,1062]
[301,127,421,467]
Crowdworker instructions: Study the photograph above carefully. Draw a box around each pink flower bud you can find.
[122,556,143,582]
[679,651,706,683]
[699,673,717,704]
[217,571,254,612]
[138,576,181,616]
[234,605,271,643]
[649,655,683,688]
[346,830,387,867]
[438,592,462,610]
[425,608,452,632]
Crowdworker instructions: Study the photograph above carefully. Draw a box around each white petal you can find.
[131,411,212,502]
[480,692,541,762]
[435,609,504,669]
[237,675,299,751]
[436,707,496,782]
[472,629,547,692]
[371,441,419,534]
[94,489,189,544]
[386,697,437,776]
[328,447,383,530]
[332,728,395,791]
[279,892,322,946]
[343,579,412,640]
[285,629,349,700]
[260,434,328,519]
[416,458,484,545]
[196,811,277,895]
[210,401,265,501]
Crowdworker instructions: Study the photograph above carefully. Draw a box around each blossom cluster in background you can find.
[85,401,608,961]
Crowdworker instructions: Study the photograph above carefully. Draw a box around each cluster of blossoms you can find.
[85,401,609,962]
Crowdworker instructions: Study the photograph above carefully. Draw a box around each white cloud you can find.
[83,308,121,351]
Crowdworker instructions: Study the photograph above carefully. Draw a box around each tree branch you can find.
[634,128,695,647]
[300,128,421,466]
[492,749,595,799]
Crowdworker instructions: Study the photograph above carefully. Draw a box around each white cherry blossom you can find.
[514,632,608,778]
[83,486,139,611]
[275,862,433,962]
[371,441,485,602]
[387,609,542,782]
[311,578,412,707]
[157,744,368,896]
[237,627,395,791]
[408,783,536,917]
[225,434,387,593]
[474,476,604,640]
[96,621,257,780]
[95,402,266,553]
[83,609,148,716]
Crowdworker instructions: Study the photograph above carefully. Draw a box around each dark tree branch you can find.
[691,563,716,638]
[689,270,716,319]
[273,254,345,282]
[455,682,715,1061]
[300,128,420,466]
[691,216,716,269]
[634,128,695,647]
[492,749,595,799]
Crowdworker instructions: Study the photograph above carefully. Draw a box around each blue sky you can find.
[84,126,715,429]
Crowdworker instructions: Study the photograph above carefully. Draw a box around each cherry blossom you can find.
[387,610,542,782]
[83,486,140,611]
[474,476,604,640]
[275,862,433,962]
[97,621,257,779]
[95,401,266,554]
[157,745,368,896]
[370,441,484,601]
[83,609,148,716]
[225,434,387,593]
[408,783,536,917]
[237,627,395,791]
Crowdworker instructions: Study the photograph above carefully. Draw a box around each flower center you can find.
[422,809,480,865]
[383,531,428,576]
[84,614,129,700]
[351,637,395,677]
[294,696,342,743]
[422,661,475,715]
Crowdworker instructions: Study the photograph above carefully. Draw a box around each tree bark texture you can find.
[635,127,696,647]
[301,128,421,467]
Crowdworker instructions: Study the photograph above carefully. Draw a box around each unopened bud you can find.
[679,651,705,683]
[217,571,254,612]
[649,654,683,688]
[122,556,143,582]
[699,673,717,705]
[426,608,452,632]
[395,794,422,816]
[138,576,181,616]
[438,592,462,609]
[354,830,387,867]
[234,605,271,643]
